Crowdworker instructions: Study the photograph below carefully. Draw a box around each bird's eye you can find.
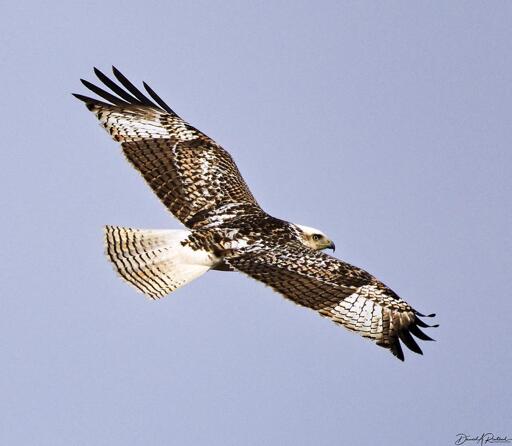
[312,234,321,241]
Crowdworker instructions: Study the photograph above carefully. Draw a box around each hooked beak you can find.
[327,241,336,252]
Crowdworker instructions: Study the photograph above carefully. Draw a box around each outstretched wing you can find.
[226,243,437,360]
[73,67,262,229]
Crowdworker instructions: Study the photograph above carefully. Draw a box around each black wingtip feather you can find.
[409,324,435,341]
[392,339,405,361]
[415,314,439,328]
[72,93,112,109]
[111,66,158,108]
[415,311,436,318]
[94,67,142,104]
[143,81,176,115]
[415,318,429,328]
[80,78,129,106]
[72,93,91,102]
[398,330,423,355]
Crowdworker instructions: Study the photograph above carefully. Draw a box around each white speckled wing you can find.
[226,242,437,360]
[74,67,262,229]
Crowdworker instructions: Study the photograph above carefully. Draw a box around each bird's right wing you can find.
[226,242,437,361]
[74,67,262,229]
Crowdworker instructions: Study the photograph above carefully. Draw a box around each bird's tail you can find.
[104,226,216,299]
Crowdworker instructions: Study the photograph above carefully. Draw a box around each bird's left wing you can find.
[73,67,262,229]
[226,243,437,360]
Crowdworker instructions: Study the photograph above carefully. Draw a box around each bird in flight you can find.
[74,67,437,361]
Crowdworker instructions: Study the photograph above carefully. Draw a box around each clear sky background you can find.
[1,1,511,445]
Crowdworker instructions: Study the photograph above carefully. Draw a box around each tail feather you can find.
[104,226,215,299]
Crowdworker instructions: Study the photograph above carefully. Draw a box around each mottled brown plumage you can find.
[74,67,437,361]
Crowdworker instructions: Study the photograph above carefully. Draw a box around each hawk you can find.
[74,67,437,361]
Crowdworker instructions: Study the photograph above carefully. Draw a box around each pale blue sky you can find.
[1,1,511,445]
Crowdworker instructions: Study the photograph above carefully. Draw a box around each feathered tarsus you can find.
[74,66,438,361]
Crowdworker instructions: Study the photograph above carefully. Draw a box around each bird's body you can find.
[74,67,437,361]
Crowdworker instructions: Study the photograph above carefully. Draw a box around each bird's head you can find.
[295,224,336,252]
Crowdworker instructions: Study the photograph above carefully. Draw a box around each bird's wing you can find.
[226,242,437,360]
[74,67,262,229]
